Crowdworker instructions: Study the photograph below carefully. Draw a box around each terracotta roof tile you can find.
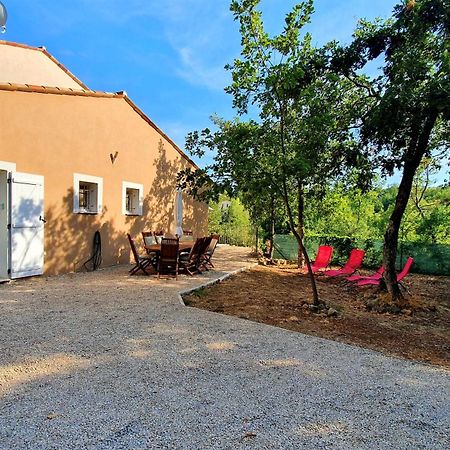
[0,82,118,97]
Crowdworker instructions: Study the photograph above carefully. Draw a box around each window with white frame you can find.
[122,181,143,216]
[73,173,103,214]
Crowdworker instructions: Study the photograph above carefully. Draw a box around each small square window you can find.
[122,182,143,216]
[78,182,98,211]
[125,188,140,214]
[73,173,103,214]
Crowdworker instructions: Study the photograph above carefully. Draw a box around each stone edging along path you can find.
[177,263,259,306]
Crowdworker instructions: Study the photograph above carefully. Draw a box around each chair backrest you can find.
[142,231,156,246]
[315,245,333,266]
[186,237,206,263]
[159,237,179,261]
[207,235,219,255]
[397,257,414,281]
[344,249,365,270]
[180,232,194,242]
[154,230,164,244]
[200,236,213,257]
[164,233,177,239]
[127,233,140,263]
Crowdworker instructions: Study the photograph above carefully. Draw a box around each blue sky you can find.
[2,0,448,184]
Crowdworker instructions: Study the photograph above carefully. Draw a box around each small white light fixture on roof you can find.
[0,1,7,34]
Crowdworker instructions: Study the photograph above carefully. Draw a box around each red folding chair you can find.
[311,245,333,273]
[324,249,365,277]
[357,257,413,287]
[346,266,384,282]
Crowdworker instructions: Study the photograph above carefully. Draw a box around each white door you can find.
[9,172,45,278]
[0,170,9,279]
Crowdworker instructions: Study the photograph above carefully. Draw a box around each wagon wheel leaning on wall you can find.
[83,231,102,272]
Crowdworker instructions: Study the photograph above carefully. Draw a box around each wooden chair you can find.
[141,231,158,266]
[142,231,156,246]
[179,237,206,276]
[180,229,194,242]
[154,230,164,244]
[157,237,179,279]
[203,234,219,268]
[198,236,213,271]
[127,233,153,276]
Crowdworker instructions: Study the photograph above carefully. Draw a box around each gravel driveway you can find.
[0,245,449,450]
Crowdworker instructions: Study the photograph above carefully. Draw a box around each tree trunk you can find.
[268,194,275,261]
[297,181,305,268]
[294,231,319,305]
[281,178,319,305]
[383,111,438,302]
[278,101,319,305]
[255,225,259,256]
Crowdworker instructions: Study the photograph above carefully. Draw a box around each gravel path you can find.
[0,245,449,450]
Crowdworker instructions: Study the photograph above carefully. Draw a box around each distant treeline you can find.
[209,184,450,246]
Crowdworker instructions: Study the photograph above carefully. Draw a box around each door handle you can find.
[39,215,47,223]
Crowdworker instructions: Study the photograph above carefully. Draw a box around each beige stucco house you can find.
[0,40,207,278]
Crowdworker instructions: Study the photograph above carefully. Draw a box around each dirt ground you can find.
[184,265,450,369]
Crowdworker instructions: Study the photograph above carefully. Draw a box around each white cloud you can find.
[176,46,230,91]
[161,2,236,91]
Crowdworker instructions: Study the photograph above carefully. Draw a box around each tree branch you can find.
[344,73,380,99]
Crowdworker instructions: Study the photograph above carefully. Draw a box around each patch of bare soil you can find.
[184,265,450,368]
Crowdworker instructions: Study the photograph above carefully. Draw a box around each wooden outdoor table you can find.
[144,242,193,272]
[144,242,193,254]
